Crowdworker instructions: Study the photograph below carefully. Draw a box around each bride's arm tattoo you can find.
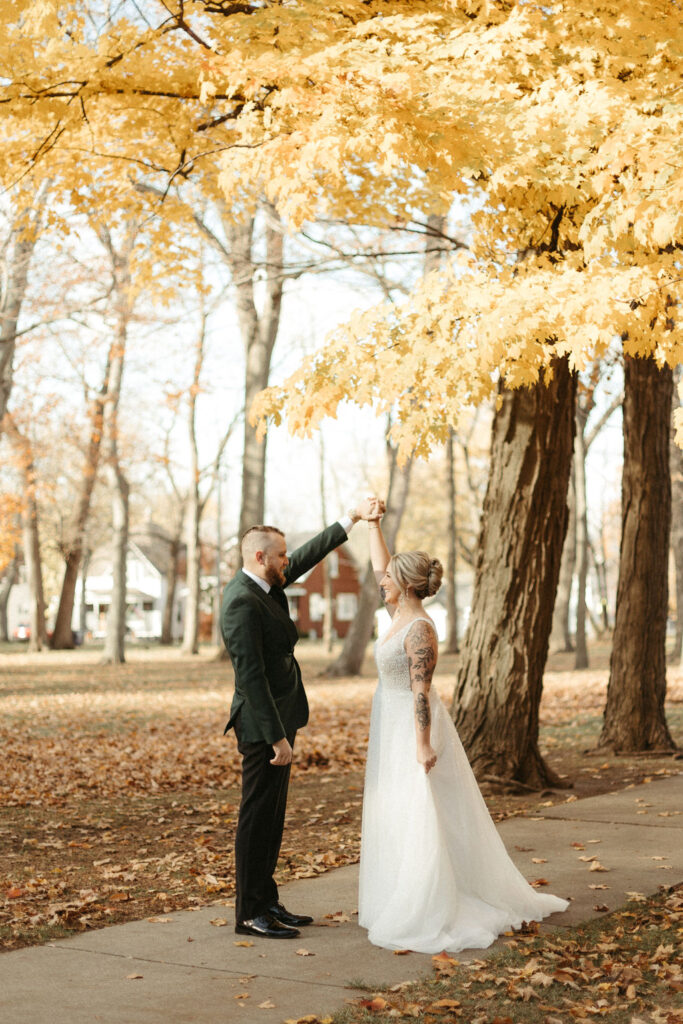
[415,692,430,730]
[406,621,437,731]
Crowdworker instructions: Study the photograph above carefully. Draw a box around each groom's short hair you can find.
[241,525,285,559]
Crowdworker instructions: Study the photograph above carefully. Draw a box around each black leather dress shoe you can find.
[267,901,314,927]
[235,913,300,939]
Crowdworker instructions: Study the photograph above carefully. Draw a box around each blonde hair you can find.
[390,551,443,600]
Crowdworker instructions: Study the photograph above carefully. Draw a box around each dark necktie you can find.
[269,587,289,614]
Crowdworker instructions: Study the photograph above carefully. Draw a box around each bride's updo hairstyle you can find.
[390,551,443,601]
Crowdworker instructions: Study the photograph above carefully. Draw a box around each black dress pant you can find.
[234,720,296,922]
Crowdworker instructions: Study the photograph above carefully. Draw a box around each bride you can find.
[358,509,568,954]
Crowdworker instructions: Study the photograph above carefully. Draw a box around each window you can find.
[142,600,154,612]
[336,593,357,621]
[327,551,339,579]
[309,593,325,622]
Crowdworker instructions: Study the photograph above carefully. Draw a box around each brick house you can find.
[284,536,361,639]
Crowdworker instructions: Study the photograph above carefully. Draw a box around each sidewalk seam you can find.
[45,943,362,990]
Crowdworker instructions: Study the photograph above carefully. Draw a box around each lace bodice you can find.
[375,617,433,694]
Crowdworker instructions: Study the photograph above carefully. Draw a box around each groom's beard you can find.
[265,565,286,588]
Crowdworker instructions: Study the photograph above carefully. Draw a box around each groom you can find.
[221,498,379,939]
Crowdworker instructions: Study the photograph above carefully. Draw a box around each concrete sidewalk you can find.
[1,775,680,1024]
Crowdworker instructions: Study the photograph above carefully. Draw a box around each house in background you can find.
[71,522,186,641]
[283,534,362,639]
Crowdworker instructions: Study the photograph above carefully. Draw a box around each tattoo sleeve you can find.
[406,621,437,731]
[415,691,430,730]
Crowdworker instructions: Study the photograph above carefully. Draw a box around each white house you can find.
[72,524,185,642]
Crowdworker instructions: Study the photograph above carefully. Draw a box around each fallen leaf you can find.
[393,949,411,956]
[126,973,143,980]
[258,999,276,1009]
[594,904,610,912]
[296,948,315,956]
[234,940,254,947]
[359,997,388,1012]
[531,858,547,864]
[210,917,228,927]
[589,861,610,872]
[589,884,610,890]
[531,878,549,887]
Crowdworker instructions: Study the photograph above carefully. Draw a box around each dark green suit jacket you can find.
[221,522,348,744]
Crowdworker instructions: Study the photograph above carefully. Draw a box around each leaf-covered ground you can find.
[1,642,681,953]
[321,884,683,1024]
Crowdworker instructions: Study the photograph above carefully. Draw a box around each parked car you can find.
[12,624,31,641]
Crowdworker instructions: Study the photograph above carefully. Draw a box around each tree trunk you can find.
[79,550,90,639]
[23,465,47,653]
[549,473,576,652]
[182,494,201,654]
[318,432,334,652]
[51,362,111,648]
[182,315,207,655]
[451,358,577,787]
[100,225,135,666]
[103,465,129,663]
[0,556,18,642]
[325,444,413,676]
[670,366,683,663]
[224,206,284,538]
[574,404,589,669]
[3,414,48,650]
[444,428,459,653]
[161,533,181,645]
[0,188,48,427]
[599,356,675,751]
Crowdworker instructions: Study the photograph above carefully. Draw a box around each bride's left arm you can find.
[405,620,438,774]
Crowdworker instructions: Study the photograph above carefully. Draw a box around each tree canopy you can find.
[2,0,682,456]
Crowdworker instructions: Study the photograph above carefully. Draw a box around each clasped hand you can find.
[355,496,386,522]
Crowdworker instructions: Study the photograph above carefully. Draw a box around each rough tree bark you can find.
[549,475,576,653]
[450,357,577,787]
[573,402,589,669]
[444,428,459,654]
[325,442,413,676]
[670,366,683,664]
[599,356,676,752]
[4,414,48,650]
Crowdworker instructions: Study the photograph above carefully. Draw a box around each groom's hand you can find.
[270,737,293,766]
[353,496,386,521]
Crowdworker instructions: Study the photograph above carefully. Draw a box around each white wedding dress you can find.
[358,618,569,953]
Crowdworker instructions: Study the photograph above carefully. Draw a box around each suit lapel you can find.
[238,571,291,626]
